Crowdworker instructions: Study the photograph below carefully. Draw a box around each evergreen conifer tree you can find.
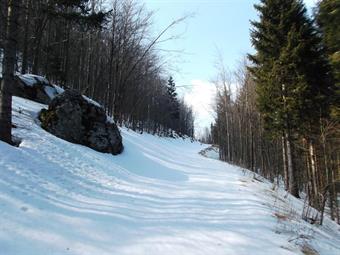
[167,76,180,121]
[317,0,340,119]
[167,76,177,100]
[249,0,333,197]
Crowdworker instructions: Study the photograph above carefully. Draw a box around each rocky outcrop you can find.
[39,89,123,155]
[13,74,61,104]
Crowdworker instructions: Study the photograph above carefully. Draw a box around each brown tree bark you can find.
[285,131,299,198]
[282,135,289,190]
[21,0,31,74]
[0,0,19,144]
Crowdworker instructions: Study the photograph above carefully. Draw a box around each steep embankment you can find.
[0,97,339,255]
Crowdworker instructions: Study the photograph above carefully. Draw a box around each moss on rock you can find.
[39,108,57,130]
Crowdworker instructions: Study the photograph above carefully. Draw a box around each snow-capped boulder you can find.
[39,89,123,155]
[13,74,61,104]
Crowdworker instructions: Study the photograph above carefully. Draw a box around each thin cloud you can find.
[183,79,216,136]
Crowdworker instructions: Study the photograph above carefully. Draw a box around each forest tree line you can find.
[210,0,339,224]
[0,0,195,141]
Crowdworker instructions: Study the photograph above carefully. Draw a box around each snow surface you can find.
[43,85,59,99]
[0,96,339,255]
[82,95,102,108]
[200,145,220,160]
[17,74,49,87]
[52,84,65,95]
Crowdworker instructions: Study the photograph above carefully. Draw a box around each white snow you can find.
[82,95,102,108]
[106,115,115,124]
[53,84,65,94]
[17,74,49,87]
[200,145,220,160]
[0,96,339,255]
[17,74,63,101]
[44,85,59,99]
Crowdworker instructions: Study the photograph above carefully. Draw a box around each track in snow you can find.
[0,97,339,255]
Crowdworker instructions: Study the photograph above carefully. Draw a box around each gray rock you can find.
[39,89,123,155]
[13,74,60,104]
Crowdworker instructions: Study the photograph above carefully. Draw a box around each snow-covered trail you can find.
[0,97,339,255]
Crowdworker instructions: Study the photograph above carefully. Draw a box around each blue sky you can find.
[145,0,258,84]
[143,0,317,135]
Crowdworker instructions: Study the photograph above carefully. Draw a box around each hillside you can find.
[0,96,339,255]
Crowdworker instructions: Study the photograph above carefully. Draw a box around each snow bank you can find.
[82,95,102,108]
[17,74,49,87]
[0,96,339,255]
[200,145,220,160]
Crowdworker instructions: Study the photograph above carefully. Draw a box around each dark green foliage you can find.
[316,0,340,119]
[167,76,180,121]
[248,0,334,198]
[167,76,177,99]
[249,0,332,138]
[317,0,340,59]
[37,0,108,28]
[39,108,57,130]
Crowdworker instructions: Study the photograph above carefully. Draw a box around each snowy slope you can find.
[0,97,339,255]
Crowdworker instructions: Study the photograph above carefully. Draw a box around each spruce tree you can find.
[167,76,177,100]
[317,0,340,119]
[249,0,333,197]
[167,76,180,121]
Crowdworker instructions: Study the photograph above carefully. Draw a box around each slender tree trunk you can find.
[21,0,31,74]
[286,130,299,197]
[63,19,71,86]
[225,108,231,161]
[0,0,19,144]
[309,139,319,205]
[32,16,47,74]
[44,19,52,79]
[282,135,289,190]
[250,122,255,171]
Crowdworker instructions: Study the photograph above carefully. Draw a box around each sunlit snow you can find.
[0,97,339,255]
